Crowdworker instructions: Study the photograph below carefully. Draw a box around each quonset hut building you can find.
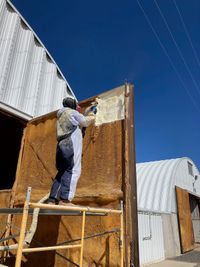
[137,158,200,266]
[0,0,75,190]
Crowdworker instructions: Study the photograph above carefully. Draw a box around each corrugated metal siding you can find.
[138,211,165,266]
[0,0,75,119]
[137,158,200,213]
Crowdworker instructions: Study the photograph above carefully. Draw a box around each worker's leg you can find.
[63,128,82,202]
[48,174,61,203]
[49,139,73,202]
[48,144,61,203]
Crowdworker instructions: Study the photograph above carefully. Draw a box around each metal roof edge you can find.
[136,158,182,165]
[0,101,32,121]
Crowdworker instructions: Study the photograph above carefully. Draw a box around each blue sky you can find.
[11,0,200,169]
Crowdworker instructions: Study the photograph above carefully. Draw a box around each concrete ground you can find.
[148,247,200,267]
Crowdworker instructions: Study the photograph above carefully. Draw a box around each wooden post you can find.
[80,211,86,267]
[15,187,31,267]
[124,83,139,266]
[120,201,124,267]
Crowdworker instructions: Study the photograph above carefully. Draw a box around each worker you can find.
[47,97,97,206]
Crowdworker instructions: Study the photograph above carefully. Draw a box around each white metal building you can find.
[0,0,75,121]
[0,0,76,190]
[137,158,200,266]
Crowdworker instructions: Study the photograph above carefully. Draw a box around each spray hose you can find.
[0,193,49,251]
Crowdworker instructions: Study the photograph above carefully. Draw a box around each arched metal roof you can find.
[0,0,76,120]
[136,158,200,213]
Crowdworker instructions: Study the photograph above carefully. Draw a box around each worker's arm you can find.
[70,110,95,127]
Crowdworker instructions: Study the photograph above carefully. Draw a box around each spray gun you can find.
[82,100,98,138]
[84,100,98,115]
[90,100,98,114]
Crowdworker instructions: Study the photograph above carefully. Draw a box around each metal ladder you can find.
[15,187,124,267]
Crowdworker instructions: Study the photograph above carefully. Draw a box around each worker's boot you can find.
[45,198,58,205]
[59,200,76,206]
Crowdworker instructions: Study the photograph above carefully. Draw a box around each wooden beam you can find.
[22,244,81,253]
[29,202,122,214]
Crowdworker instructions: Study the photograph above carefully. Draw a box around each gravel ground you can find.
[148,247,200,267]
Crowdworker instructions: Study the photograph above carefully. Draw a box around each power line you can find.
[136,0,200,114]
[153,0,200,97]
[172,0,200,68]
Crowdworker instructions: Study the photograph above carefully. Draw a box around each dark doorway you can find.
[0,110,26,189]
[189,194,200,243]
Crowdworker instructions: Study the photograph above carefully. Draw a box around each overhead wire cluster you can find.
[136,0,200,113]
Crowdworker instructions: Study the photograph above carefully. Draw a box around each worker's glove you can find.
[90,105,97,114]
[84,101,98,116]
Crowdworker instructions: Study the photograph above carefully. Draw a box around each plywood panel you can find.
[176,186,194,253]
[0,190,11,260]
[0,190,11,232]
[13,112,58,203]
[13,117,123,206]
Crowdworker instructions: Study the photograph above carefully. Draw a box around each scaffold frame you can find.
[14,187,124,267]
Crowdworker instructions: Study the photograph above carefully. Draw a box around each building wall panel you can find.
[22,43,44,115]
[162,213,181,258]
[0,5,19,99]
[0,0,75,119]
[4,24,33,106]
[52,77,66,110]
[138,211,165,266]
[35,59,57,116]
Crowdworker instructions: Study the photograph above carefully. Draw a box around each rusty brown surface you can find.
[176,186,194,253]
[5,213,121,267]
[0,190,11,231]
[0,190,12,261]
[13,119,123,206]
[6,84,137,266]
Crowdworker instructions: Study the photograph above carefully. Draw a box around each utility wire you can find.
[172,0,200,68]
[136,0,200,113]
[153,0,200,97]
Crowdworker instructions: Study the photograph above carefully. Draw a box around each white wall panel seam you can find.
[2,13,20,102]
